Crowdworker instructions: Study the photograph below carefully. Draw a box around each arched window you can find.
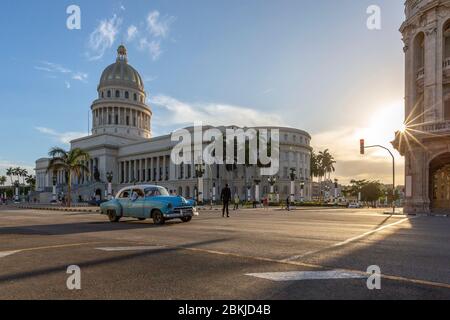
[101,91,104,98]
[125,91,129,99]
[134,93,137,101]
[185,187,191,198]
[115,90,120,98]
[107,90,111,98]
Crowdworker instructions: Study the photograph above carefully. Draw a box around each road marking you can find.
[282,216,416,262]
[0,251,20,258]
[246,270,366,282]
[182,245,450,290]
[96,246,164,252]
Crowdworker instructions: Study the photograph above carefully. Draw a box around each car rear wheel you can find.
[152,210,165,225]
[181,216,192,223]
[107,209,121,223]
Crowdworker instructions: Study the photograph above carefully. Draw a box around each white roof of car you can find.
[115,185,164,196]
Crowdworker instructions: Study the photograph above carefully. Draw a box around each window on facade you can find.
[107,90,111,98]
[125,91,129,99]
[101,92,104,98]
[445,99,450,120]
[115,115,119,125]
[126,116,130,126]
[133,117,136,126]
[284,134,288,141]
[134,93,137,101]
[115,90,120,98]
[108,115,112,125]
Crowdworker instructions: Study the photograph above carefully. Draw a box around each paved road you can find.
[0,206,449,299]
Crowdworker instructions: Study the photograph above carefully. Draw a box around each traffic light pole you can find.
[364,145,396,215]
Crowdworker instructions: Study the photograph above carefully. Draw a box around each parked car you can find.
[348,202,362,208]
[100,185,198,225]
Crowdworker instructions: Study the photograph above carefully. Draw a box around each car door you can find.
[117,189,132,217]
[129,188,145,218]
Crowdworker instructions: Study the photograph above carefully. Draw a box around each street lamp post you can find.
[300,178,305,203]
[254,179,261,203]
[360,141,396,215]
[106,172,113,200]
[289,168,297,204]
[195,162,205,205]
[334,179,339,204]
[14,181,19,202]
[52,174,57,203]
[268,176,277,194]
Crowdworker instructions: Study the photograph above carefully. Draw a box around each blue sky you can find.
[0,0,406,184]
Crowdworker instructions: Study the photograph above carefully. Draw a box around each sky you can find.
[0,0,406,185]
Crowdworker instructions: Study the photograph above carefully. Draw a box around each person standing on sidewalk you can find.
[221,184,232,217]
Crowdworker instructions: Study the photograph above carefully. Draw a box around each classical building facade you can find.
[35,46,312,203]
[394,0,450,213]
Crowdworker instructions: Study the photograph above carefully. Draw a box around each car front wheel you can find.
[107,209,121,223]
[152,210,165,225]
[181,216,192,223]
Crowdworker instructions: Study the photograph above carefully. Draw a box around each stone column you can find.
[424,23,438,122]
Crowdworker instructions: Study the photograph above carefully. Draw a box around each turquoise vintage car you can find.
[100,185,198,225]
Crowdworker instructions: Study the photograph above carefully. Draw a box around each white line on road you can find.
[246,270,367,282]
[96,246,165,252]
[0,251,20,258]
[282,216,417,262]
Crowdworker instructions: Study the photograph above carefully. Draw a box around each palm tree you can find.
[25,175,36,189]
[319,149,336,181]
[310,152,319,182]
[6,167,14,187]
[0,176,6,187]
[47,147,90,207]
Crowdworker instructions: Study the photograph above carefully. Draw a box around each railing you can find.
[422,121,450,133]
[444,57,450,70]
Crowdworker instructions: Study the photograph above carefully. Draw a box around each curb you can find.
[404,213,450,218]
[16,206,100,213]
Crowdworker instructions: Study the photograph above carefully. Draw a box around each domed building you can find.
[34,46,313,203]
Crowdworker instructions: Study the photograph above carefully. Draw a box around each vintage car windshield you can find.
[144,187,170,197]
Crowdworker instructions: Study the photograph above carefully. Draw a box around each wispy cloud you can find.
[87,14,122,61]
[146,11,175,38]
[35,61,88,85]
[149,94,284,128]
[35,127,86,145]
[127,25,138,42]
[126,10,175,61]
[34,61,71,74]
[72,72,88,82]
[139,38,162,61]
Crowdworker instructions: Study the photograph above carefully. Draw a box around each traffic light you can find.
[360,139,365,155]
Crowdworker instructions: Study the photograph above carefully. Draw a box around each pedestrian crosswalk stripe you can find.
[96,246,164,252]
[246,270,367,281]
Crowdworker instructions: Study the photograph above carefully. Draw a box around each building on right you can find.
[393,0,450,213]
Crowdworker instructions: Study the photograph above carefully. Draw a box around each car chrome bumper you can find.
[164,206,197,219]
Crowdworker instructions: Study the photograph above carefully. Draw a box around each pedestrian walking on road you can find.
[221,184,232,217]
[263,196,269,210]
[233,193,240,210]
[286,196,290,211]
